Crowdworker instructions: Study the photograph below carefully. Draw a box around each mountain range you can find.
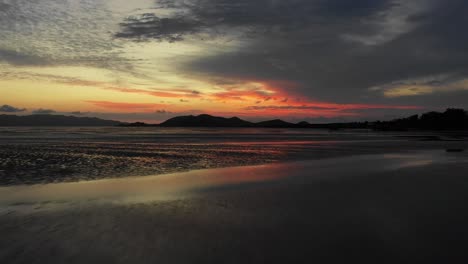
[158,114,303,128]
[1,108,468,130]
[0,114,123,126]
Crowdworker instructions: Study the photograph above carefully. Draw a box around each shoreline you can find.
[1,132,467,186]
[2,149,468,263]
[1,148,466,209]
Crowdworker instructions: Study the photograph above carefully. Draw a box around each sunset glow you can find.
[1,0,466,122]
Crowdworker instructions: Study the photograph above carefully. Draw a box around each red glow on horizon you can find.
[82,78,423,120]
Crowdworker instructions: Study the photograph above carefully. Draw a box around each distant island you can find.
[0,114,123,127]
[124,108,468,130]
[1,108,468,130]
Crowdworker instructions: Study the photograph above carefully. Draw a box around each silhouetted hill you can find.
[119,122,158,127]
[157,108,468,130]
[160,114,254,127]
[159,114,307,128]
[158,114,372,129]
[255,119,295,128]
[296,121,311,128]
[16,108,463,130]
[0,114,124,126]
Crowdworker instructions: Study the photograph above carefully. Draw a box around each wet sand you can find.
[1,127,467,186]
[2,150,468,263]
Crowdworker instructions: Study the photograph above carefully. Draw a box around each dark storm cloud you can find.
[117,0,468,109]
[0,105,26,113]
[116,0,388,41]
[116,13,204,42]
[0,49,49,66]
[0,2,10,11]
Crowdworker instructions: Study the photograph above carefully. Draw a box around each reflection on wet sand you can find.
[1,150,464,209]
[2,149,468,264]
[2,127,467,186]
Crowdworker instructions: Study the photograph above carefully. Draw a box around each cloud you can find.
[246,103,420,111]
[211,89,271,102]
[3,0,468,120]
[155,109,172,114]
[370,75,468,98]
[0,71,113,88]
[69,111,86,115]
[0,49,49,66]
[246,105,336,111]
[342,0,434,46]
[0,105,27,113]
[103,87,202,98]
[0,2,11,11]
[0,0,135,72]
[383,85,435,97]
[32,109,56,115]
[115,0,388,42]
[85,101,168,111]
[114,0,468,109]
[116,13,204,42]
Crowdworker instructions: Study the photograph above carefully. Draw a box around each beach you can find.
[3,0,468,262]
[1,128,468,263]
[0,127,466,185]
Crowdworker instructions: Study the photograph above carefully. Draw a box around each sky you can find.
[1,0,467,123]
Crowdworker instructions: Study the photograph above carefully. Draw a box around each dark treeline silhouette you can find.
[372,108,468,131]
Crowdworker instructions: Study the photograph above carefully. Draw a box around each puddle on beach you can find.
[0,150,465,212]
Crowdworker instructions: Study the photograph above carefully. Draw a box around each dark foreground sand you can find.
[1,150,468,263]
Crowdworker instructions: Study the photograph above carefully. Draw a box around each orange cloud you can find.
[104,87,202,99]
[85,101,167,111]
[91,78,423,119]
[60,79,109,87]
[210,90,271,101]
[214,79,421,109]
[207,80,286,102]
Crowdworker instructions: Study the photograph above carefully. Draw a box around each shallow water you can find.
[1,149,466,211]
[1,126,462,142]
[2,140,468,263]
[1,127,466,186]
